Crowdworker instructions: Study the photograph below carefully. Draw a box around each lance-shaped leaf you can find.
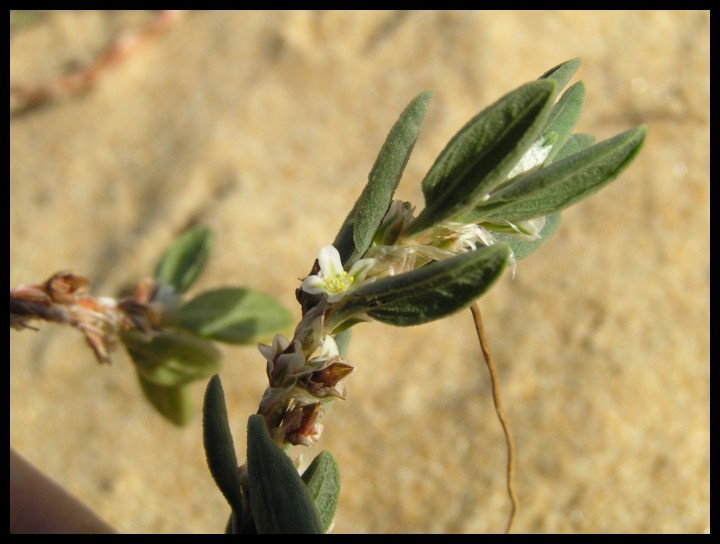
[136,371,194,426]
[154,227,213,294]
[123,329,221,387]
[542,81,586,164]
[493,212,562,262]
[246,415,323,534]
[203,375,246,514]
[328,244,510,329]
[407,80,556,236]
[171,287,293,345]
[474,125,647,223]
[539,57,582,91]
[301,451,341,533]
[334,91,432,266]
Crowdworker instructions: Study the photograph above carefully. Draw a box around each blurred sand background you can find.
[10,11,709,534]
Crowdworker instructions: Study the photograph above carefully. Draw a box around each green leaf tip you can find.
[247,415,324,534]
[301,451,341,533]
[539,57,582,91]
[203,374,245,513]
[154,226,214,294]
[543,81,586,164]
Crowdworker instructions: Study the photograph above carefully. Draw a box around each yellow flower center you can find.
[324,271,354,294]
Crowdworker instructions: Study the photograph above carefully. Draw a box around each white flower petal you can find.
[347,257,376,283]
[301,275,328,295]
[301,245,377,301]
[317,245,343,278]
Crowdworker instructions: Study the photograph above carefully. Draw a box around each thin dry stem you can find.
[470,302,518,534]
[10,11,186,113]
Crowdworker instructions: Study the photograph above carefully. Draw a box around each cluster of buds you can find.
[258,331,353,446]
[9,271,173,364]
[255,244,379,446]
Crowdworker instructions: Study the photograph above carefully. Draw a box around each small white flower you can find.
[301,245,376,302]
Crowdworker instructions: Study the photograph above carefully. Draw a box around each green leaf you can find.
[334,91,432,266]
[552,133,595,162]
[123,329,221,387]
[171,287,293,345]
[154,227,214,294]
[136,370,194,426]
[543,81,586,164]
[202,375,246,514]
[539,57,582,92]
[407,80,556,236]
[328,244,510,328]
[301,451,340,534]
[246,415,323,534]
[475,125,647,223]
[493,212,562,261]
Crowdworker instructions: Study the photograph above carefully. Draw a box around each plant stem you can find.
[470,303,518,534]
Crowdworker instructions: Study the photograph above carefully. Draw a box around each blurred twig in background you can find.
[10,10,186,114]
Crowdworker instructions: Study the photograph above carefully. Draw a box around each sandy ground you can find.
[10,11,709,534]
